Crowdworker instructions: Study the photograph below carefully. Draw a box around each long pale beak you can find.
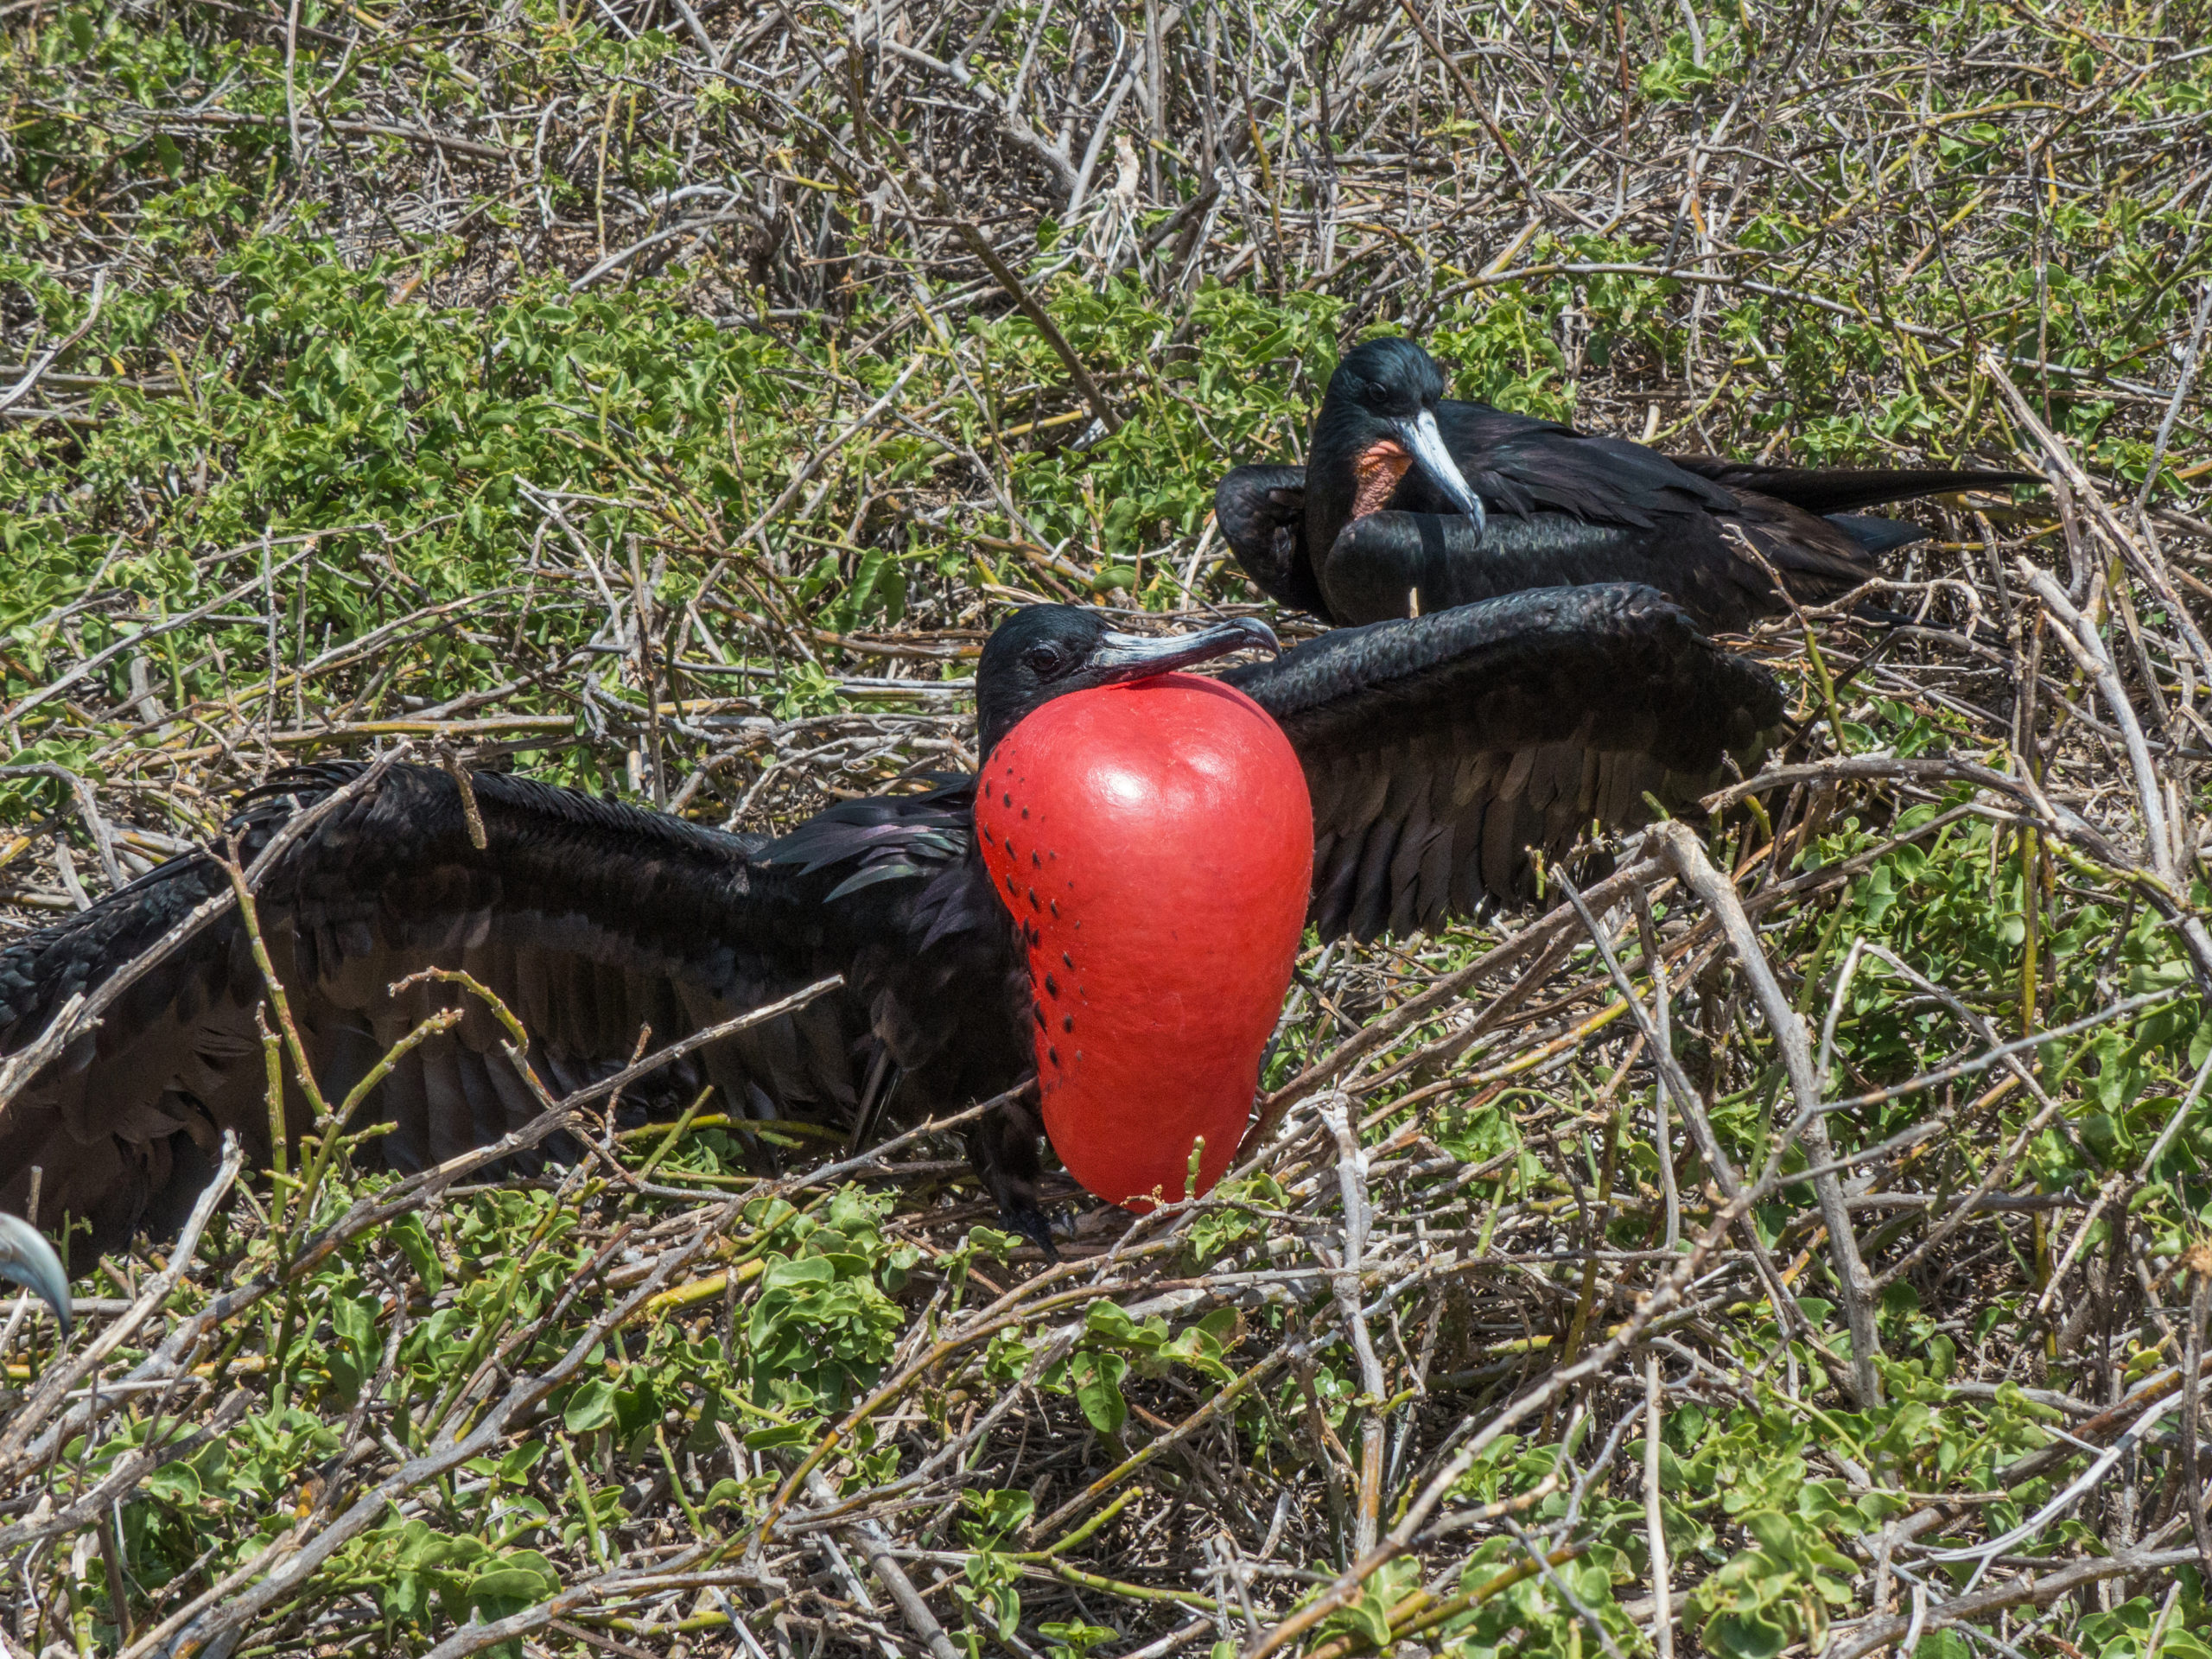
[0,1213,70,1335]
[1090,616,1280,683]
[1396,408,1486,541]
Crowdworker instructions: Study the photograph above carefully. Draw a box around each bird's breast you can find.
[976,674,1313,1211]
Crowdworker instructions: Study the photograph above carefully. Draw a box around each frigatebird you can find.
[0,589,1778,1271]
[1217,336,2037,632]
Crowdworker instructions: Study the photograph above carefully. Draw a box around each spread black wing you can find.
[0,764,1021,1255]
[1224,586,1783,941]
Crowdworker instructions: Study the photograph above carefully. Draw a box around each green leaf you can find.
[471,1563,556,1607]
[964,1226,1023,1262]
[961,1489,1035,1548]
[1039,1620,1118,1657]
[742,1422,811,1450]
[1707,1609,1790,1659]
[145,1463,200,1507]
[1069,1351,1128,1435]
[389,1213,444,1294]
[563,1379,616,1433]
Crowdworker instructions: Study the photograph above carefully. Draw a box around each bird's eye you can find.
[1363,382,1390,408]
[1022,644,1066,674]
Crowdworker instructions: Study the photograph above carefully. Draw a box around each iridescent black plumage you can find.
[0,597,1779,1258]
[1218,336,2037,630]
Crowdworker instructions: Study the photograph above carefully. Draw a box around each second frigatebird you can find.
[0,588,1778,1270]
[1217,336,2037,631]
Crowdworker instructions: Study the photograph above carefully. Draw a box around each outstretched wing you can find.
[1224,586,1783,941]
[0,764,993,1255]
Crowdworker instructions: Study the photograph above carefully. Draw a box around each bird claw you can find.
[999,1202,1061,1262]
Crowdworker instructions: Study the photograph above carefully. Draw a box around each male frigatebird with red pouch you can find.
[1217,336,2037,631]
[0,588,1777,1282]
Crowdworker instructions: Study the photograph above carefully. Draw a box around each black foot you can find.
[999,1201,1060,1262]
[969,1094,1057,1260]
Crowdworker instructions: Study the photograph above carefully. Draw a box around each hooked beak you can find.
[1090,616,1280,683]
[1395,408,1486,541]
[0,1213,70,1335]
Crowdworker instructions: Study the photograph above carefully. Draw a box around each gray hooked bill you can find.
[0,1212,71,1335]
[1090,616,1281,682]
[1397,407,1487,542]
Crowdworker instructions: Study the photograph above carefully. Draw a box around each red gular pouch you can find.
[976,673,1313,1211]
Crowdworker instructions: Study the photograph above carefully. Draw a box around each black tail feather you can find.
[1672,461,2037,516]
[1826,512,1929,556]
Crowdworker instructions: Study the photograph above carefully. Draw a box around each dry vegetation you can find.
[5,3,2212,1657]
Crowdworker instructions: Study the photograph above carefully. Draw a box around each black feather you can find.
[1226,585,1783,936]
[0,597,1787,1251]
[1223,337,2038,631]
[0,763,1025,1256]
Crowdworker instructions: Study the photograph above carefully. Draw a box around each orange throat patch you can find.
[1351,439,1413,520]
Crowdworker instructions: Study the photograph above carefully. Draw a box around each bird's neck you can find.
[1350,440,1412,520]
[1307,401,1408,548]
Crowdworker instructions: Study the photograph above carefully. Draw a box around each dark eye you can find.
[1363,382,1390,408]
[1022,644,1065,674]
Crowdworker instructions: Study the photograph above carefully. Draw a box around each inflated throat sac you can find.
[976,673,1313,1210]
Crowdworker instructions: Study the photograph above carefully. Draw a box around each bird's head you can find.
[974,607,1313,1217]
[976,607,1279,757]
[1318,337,1486,537]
